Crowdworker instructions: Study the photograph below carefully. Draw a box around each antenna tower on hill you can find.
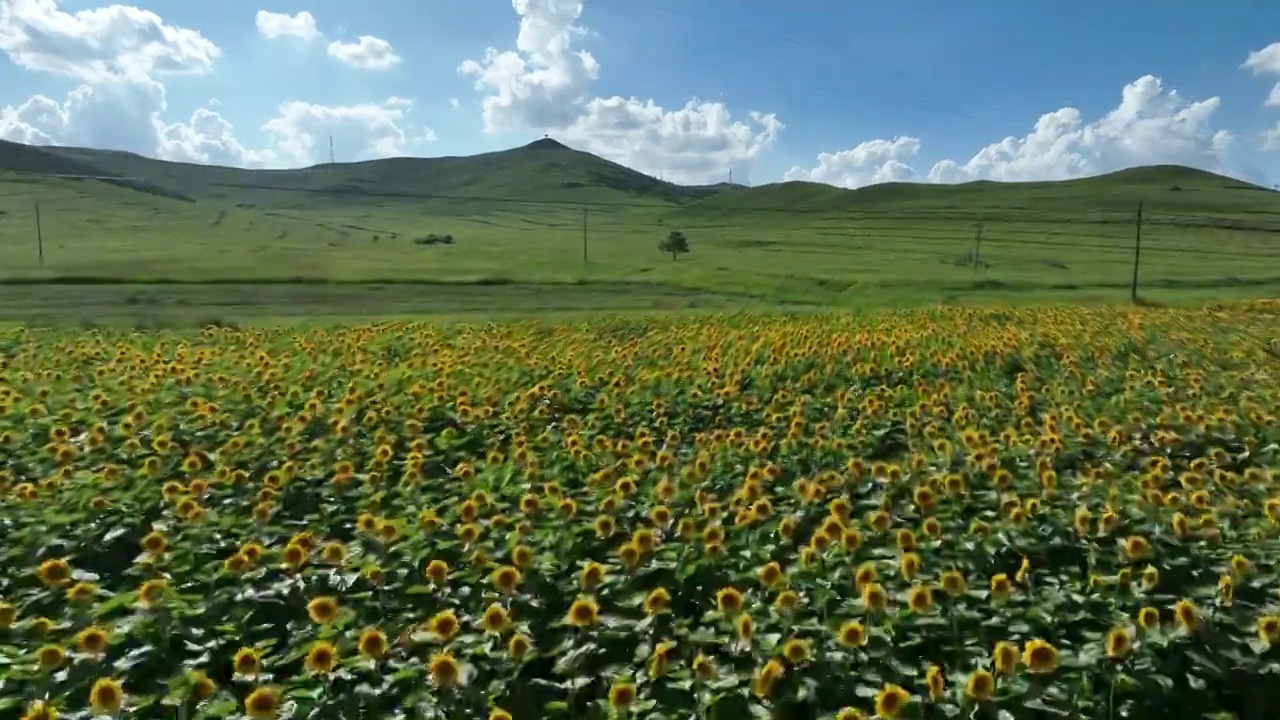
[329,135,335,164]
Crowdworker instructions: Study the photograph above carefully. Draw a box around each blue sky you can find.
[3,0,1280,187]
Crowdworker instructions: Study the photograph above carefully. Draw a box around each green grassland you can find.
[1,137,1278,323]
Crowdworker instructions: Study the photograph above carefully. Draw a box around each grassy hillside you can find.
[2,138,717,211]
[1,137,1278,322]
[672,165,1280,223]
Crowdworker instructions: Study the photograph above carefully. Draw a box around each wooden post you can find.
[35,200,44,265]
[1130,201,1143,302]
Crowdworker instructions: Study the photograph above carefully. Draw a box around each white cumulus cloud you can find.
[789,75,1248,188]
[1263,123,1280,152]
[0,0,220,82]
[0,1,434,169]
[1244,41,1280,108]
[327,35,400,71]
[255,9,321,41]
[261,98,431,165]
[784,136,921,187]
[1,84,436,167]
[0,76,271,166]
[459,0,782,184]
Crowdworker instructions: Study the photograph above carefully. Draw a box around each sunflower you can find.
[428,609,460,641]
[775,589,800,613]
[1140,565,1159,590]
[137,579,167,609]
[424,560,449,585]
[428,652,462,687]
[507,633,532,660]
[38,558,72,586]
[1230,554,1251,576]
[716,586,744,615]
[491,565,522,594]
[280,543,308,569]
[992,641,1018,676]
[781,637,809,664]
[692,653,716,679]
[837,620,867,648]
[633,528,657,552]
[66,582,99,603]
[22,700,57,720]
[0,603,17,629]
[188,670,216,700]
[940,570,967,596]
[489,709,513,720]
[842,528,864,552]
[989,573,1012,599]
[965,669,995,701]
[1136,607,1160,632]
[580,562,606,589]
[243,686,280,720]
[1174,599,1199,630]
[1258,615,1280,646]
[1022,639,1058,674]
[736,613,756,643]
[643,587,671,615]
[233,647,262,675]
[618,543,642,569]
[1105,627,1132,659]
[306,596,339,624]
[511,545,534,568]
[837,708,867,720]
[357,628,388,660]
[88,678,125,716]
[481,603,510,634]
[752,658,786,698]
[140,531,167,555]
[758,561,784,587]
[76,626,110,656]
[907,585,934,613]
[854,562,878,589]
[593,515,616,537]
[36,644,66,670]
[874,684,910,719]
[608,679,637,709]
[862,582,889,612]
[305,641,338,674]
[924,665,945,700]
[899,552,921,580]
[567,597,599,628]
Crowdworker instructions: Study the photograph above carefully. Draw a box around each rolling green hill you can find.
[3,137,1275,220]
[1,137,720,210]
[2,136,1279,323]
[669,165,1280,225]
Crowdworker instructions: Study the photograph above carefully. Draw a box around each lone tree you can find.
[659,230,690,261]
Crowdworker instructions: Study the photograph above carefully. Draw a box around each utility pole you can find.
[1130,200,1143,302]
[35,200,44,265]
[582,208,588,264]
[972,222,983,271]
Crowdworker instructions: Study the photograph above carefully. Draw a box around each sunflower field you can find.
[2,302,1280,720]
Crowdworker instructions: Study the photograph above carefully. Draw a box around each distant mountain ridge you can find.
[0,137,1272,215]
